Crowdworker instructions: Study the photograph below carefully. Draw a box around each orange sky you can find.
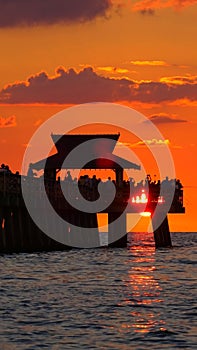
[0,0,197,231]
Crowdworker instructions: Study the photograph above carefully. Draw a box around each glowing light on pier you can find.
[130,190,165,205]
[131,190,148,204]
[158,196,164,203]
[140,211,151,217]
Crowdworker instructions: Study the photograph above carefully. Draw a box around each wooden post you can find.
[79,212,100,248]
[151,213,172,248]
[13,208,23,252]
[108,212,127,248]
[0,208,6,252]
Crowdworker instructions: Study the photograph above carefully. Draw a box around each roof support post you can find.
[115,168,123,187]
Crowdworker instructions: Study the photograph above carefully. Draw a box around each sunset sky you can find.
[0,0,197,231]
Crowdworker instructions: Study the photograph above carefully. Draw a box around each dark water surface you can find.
[0,232,196,349]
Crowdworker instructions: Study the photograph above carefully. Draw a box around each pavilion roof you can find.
[32,153,140,171]
[51,133,119,155]
[32,133,140,171]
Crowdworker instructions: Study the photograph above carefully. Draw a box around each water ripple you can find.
[0,232,196,349]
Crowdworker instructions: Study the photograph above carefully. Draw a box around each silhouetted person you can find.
[65,171,72,182]
[5,165,11,173]
[176,179,183,190]
[0,164,11,173]
[0,164,6,173]
[27,163,34,177]
[92,175,98,188]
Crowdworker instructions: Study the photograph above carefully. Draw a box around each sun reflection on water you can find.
[120,233,165,334]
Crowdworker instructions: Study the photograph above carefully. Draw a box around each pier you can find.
[0,133,185,253]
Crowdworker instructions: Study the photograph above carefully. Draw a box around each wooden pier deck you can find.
[0,173,185,253]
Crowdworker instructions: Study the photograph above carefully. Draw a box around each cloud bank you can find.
[0,0,113,27]
[0,66,196,105]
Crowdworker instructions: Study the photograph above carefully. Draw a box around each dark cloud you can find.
[132,0,197,13]
[0,115,16,128]
[135,80,197,103]
[0,0,113,27]
[0,66,196,104]
[0,67,132,104]
[140,8,155,15]
[148,115,188,124]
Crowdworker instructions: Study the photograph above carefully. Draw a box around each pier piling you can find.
[151,214,172,248]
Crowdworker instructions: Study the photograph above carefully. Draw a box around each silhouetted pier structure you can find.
[0,134,185,253]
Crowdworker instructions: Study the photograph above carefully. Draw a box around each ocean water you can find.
[0,232,196,350]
